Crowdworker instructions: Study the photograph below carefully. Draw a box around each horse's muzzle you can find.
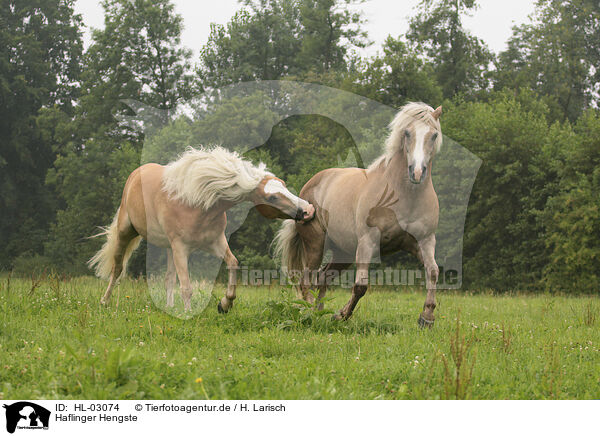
[295,204,315,222]
[409,165,427,184]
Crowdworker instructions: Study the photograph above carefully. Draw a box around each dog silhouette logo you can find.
[2,402,50,433]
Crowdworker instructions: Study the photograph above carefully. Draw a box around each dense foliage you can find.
[1,0,598,293]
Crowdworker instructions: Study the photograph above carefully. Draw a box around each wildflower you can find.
[195,377,203,383]
[126,296,131,299]
[168,362,174,367]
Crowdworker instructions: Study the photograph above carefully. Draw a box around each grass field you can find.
[1,274,599,400]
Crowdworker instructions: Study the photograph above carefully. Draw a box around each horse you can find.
[89,146,315,312]
[274,102,443,327]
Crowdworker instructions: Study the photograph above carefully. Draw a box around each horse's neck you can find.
[206,199,237,217]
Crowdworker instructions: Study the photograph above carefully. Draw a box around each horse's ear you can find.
[432,106,442,120]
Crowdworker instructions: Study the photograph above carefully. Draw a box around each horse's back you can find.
[122,163,164,208]
[300,167,367,206]
[123,162,228,248]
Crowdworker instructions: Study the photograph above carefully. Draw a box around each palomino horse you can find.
[89,146,315,312]
[274,102,442,327]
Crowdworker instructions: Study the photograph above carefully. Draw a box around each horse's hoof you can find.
[418,314,434,329]
[331,312,344,321]
[217,301,226,314]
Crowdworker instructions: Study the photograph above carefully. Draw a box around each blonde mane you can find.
[369,102,442,170]
[162,146,272,209]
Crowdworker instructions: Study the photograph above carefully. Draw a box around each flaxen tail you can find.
[88,208,142,280]
[272,219,305,275]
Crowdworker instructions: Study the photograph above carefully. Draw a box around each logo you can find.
[119,81,481,319]
[2,402,50,434]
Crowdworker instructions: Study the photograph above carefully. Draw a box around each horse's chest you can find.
[365,204,434,246]
[379,225,419,255]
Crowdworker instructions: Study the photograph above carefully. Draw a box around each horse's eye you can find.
[404,129,411,138]
[268,195,277,202]
[431,132,438,141]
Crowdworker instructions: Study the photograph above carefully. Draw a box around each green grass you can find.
[0,274,599,399]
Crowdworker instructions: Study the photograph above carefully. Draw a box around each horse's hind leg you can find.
[299,251,323,304]
[297,222,326,304]
[101,213,138,305]
[316,259,352,310]
[102,274,118,306]
[165,248,176,307]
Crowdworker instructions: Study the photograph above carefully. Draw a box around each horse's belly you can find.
[325,221,359,255]
[145,233,170,248]
[144,225,170,248]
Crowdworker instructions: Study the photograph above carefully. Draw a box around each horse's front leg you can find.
[165,248,177,307]
[210,235,238,313]
[170,240,193,311]
[334,236,376,320]
[417,234,439,328]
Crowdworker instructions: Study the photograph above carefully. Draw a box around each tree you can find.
[0,0,83,268]
[198,0,368,89]
[296,0,368,73]
[494,0,599,122]
[356,36,443,107]
[407,0,494,99]
[542,110,600,292]
[442,90,564,290]
[199,1,302,89]
[45,0,192,274]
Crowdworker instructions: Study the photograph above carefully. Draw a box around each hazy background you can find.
[74,0,537,57]
[4,0,597,295]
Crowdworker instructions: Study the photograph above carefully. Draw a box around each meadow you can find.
[0,274,598,400]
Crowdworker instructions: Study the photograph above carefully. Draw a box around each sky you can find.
[74,0,537,59]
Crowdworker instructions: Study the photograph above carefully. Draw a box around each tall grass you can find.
[0,274,599,399]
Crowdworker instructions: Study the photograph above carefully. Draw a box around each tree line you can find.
[1,0,598,293]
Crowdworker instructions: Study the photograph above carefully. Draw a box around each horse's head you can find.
[251,176,315,222]
[402,105,442,184]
